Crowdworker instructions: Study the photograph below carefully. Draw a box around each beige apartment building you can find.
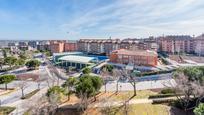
[77,38,158,55]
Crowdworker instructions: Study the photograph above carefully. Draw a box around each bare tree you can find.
[121,68,138,96]
[100,68,113,93]
[26,93,59,115]
[36,77,46,90]
[167,72,204,112]
[16,78,29,98]
[78,91,89,113]
[112,69,122,94]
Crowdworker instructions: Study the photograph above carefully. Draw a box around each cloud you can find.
[58,0,204,39]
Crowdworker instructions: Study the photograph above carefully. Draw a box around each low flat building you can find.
[109,49,158,66]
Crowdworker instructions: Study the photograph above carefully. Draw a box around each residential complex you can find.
[109,49,158,66]
[77,37,157,55]
[194,34,204,56]
[158,35,194,54]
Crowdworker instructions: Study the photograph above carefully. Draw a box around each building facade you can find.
[77,38,156,55]
[194,34,204,56]
[159,35,194,54]
[64,41,77,52]
[49,40,65,53]
[109,49,158,66]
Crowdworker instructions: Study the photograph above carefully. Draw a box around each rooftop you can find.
[112,49,157,57]
[58,55,95,64]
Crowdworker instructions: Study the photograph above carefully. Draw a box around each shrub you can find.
[149,94,178,99]
[152,98,175,104]
[160,88,175,94]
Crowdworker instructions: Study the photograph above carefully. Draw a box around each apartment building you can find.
[120,38,139,50]
[104,39,120,55]
[64,41,77,52]
[28,41,38,48]
[194,34,204,56]
[77,39,90,53]
[37,41,50,51]
[109,49,158,66]
[77,39,120,55]
[49,40,65,53]
[77,38,157,55]
[159,35,193,54]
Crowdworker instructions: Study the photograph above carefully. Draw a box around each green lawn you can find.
[0,106,16,115]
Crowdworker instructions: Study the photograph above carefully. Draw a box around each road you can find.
[100,79,175,92]
[0,64,65,115]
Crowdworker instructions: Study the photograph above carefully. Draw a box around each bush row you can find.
[149,94,181,99]
[141,69,175,76]
[152,98,175,104]
[160,88,176,94]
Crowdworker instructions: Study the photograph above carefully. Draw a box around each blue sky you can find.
[0,0,204,40]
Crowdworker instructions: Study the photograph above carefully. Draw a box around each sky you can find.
[0,0,204,40]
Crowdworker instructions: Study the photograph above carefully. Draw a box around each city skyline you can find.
[0,0,204,40]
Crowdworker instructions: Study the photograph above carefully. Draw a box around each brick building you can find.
[64,41,77,52]
[49,40,65,53]
[158,35,194,54]
[109,49,158,66]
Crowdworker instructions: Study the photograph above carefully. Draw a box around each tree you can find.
[4,56,17,67]
[168,67,204,112]
[25,59,41,70]
[75,74,103,111]
[19,54,27,60]
[102,64,114,73]
[0,74,16,90]
[112,69,123,94]
[62,77,77,101]
[100,67,113,93]
[16,58,25,66]
[82,67,91,74]
[121,68,139,96]
[91,75,103,101]
[2,49,7,58]
[16,78,29,99]
[0,58,4,69]
[46,86,64,103]
[194,103,204,115]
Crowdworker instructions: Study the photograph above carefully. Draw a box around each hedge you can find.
[152,98,175,104]
[160,88,175,94]
[149,94,181,99]
[141,69,175,76]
